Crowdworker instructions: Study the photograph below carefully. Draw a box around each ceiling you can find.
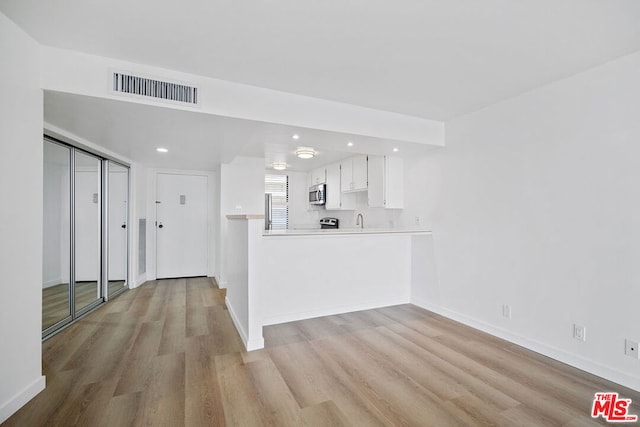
[45,91,435,171]
[4,0,640,120]
[5,1,640,171]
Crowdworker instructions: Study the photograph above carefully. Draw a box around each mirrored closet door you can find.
[42,141,72,330]
[42,138,130,337]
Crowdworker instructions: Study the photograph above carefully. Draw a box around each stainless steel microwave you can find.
[309,183,326,205]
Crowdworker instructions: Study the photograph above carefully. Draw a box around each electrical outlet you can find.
[502,304,511,319]
[625,339,639,359]
[573,324,586,342]
[415,216,422,225]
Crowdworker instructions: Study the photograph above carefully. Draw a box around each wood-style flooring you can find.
[42,281,126,330]
[7,277,640,426]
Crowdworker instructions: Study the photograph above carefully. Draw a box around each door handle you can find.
[121,224,126,229]
[158,223,164,229]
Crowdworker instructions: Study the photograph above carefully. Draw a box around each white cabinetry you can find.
[367,156,404,209]
[340,155,368,192]
[310,167,326,185]
[326,162,355,210]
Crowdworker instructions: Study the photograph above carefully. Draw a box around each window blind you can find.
[265,174,289,230]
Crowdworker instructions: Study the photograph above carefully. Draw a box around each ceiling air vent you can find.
[112,72,199,106]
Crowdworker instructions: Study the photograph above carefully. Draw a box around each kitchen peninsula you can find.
[225,214,437,350]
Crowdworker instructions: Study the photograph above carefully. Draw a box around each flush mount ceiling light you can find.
[272,162,287,171]
[295,147,316,159]
[156,147,168,153]
[292,134,300,140]
[393,148,399,152]
[347,141,354,147]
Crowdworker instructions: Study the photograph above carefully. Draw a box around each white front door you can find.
[156,173,208,279]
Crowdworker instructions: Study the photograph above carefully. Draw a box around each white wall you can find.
[0,11,46,423]
[326,191,401,229]
[133,163,148,286]
[258,233,413,327]
[40,47,444,147]
[420,50,640,391]
[217,157,265,286]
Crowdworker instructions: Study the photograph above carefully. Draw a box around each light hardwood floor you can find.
[42,281,126,330]
[7,277,639,426]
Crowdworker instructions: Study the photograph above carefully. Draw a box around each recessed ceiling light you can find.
[292,134,300,140]
[295,147,316,159]
[393,148,399,152]
[272,162,287,171]
[157,147,168,153]
[347,141,353,147]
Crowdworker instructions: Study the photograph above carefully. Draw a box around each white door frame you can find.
[147,169,217,281]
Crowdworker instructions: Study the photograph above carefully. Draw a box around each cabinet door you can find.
[385,156,404,208]
[340,159,353,192]
[306,171,313,190]
[311,167,326,184]
[325,162,341,209]
[352,155,368,190]
[367,155,385,208]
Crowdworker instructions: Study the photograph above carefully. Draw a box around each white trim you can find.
[0,375,46,424]
[411,297,640,393]
[262,295,411,329]
[225,295,264,350]
[134,274,147,288]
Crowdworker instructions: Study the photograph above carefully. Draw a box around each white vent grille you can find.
[113,72,199,105]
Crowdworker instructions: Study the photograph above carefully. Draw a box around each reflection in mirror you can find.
[42,141,72,330]
[74,151,102,313]
[108,162,129,297]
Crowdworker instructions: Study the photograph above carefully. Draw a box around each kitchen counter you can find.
[225,215,437,352]
[263,228,431,236]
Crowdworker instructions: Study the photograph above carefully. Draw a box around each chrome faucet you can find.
[356,213,364,229]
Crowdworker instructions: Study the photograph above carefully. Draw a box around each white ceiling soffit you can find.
[4,0,640,121]
[44,91,433,171]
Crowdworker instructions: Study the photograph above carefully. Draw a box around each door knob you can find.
[121,224,126,229]
[158,223,164,229]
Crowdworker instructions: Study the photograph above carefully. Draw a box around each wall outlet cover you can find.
[573,324,586,342]
[625,339,639,359]
[502,304,511,319]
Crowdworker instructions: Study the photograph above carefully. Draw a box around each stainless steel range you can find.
[319,217,339,229]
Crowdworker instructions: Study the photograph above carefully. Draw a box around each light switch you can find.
[93,193,99,203]
[180,195,186,205]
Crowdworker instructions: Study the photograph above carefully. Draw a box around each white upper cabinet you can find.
[341,155,368,192]
[310,167,326,185]
[367,155,404,209]
[326,162,354,210]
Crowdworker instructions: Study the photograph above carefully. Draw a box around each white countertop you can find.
[262,228,432,237]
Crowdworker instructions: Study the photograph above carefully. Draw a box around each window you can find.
[265,174,288,230]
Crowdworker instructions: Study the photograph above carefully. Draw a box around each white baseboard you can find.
[262,295,411,328]
[225,296,249,349]
[134,274,148,287]
[0,375,46,424]
[411,297,640,393]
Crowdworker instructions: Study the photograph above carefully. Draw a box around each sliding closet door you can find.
[74,151,103,315]
[42,141,72,331]
[108,162,129,297]
[43,138,131,337]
